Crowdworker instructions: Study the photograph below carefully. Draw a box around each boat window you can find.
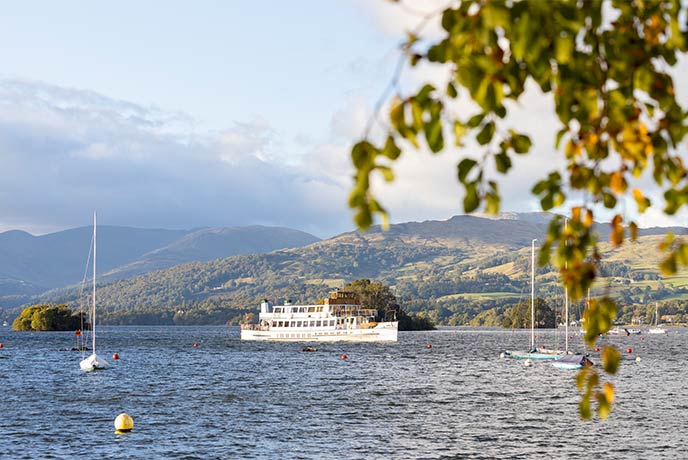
[316,320,322,327]
[308,307,315,313]
[296,321,301,327]
[316,306,323,312]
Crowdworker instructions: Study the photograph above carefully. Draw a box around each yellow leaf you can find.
[603,382,615,405]
[610,171,626,193]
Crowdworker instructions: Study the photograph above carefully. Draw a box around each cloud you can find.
[346,2,688,229]
[0,79,355,237]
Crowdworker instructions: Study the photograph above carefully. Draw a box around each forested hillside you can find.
[33,213,688,326]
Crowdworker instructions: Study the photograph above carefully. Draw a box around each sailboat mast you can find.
[564,218,569,353]
[531,238,536,350]
[92,211,97,354]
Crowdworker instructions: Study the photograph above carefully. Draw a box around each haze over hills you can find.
[0,225,320,300]
[19,212,688,326]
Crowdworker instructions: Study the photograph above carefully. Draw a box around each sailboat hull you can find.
[505,350,562,360]
[80,353,108,371]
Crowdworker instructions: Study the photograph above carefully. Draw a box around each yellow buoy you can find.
[114,413,134,433]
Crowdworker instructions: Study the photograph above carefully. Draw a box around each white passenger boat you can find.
[240,291,398,342]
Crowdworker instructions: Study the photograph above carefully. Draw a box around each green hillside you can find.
[37,214,688,326]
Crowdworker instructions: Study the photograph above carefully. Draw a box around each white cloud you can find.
[347,1,688,229]
[0,79,355,237]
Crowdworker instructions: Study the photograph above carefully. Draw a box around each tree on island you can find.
[340,278,436,330]
[349,1,687,419]
[501,298,555,329]
[12,304,83,332]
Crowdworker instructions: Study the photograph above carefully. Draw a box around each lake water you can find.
[0,326,686,459]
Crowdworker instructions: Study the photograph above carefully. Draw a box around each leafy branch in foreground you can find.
[350,0,688,419]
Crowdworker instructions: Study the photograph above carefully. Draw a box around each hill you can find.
[0,225,319,301]
[32,213,688,326]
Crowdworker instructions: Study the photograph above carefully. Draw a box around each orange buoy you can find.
[75,329,81,337]
[341,354,348,360]
[595,347,600,352]
[541,345,546,349]
[193,343,199,348]
[640,337,645,341]
[626,347,632,353]
[112,353,119,360]
[0,343,3,349]
[426,344,432,349]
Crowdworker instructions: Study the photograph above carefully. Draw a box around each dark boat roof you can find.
[557,354,589,364]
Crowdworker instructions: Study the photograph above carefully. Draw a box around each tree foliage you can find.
[12,304,82,331]
[350,0,688,419]
[501,298,555,329]
[340,278,436,330]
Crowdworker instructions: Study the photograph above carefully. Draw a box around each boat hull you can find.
[80,353,108,371]
[551,362,583,370]
[506,350,562,360]
[241,321,398,342]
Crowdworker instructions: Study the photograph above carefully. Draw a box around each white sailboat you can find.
[648,303,666,334]
[552,220,593,370]
[80,212,108,371]
[505,239,562,360]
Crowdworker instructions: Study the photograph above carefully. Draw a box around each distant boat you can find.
[504,239,561,360]
[607,327,640,336]
[552,354,593,370]
[2,321,7,327]
[241,290,398,342]
[648,303,666,334]
[79,212,108,372]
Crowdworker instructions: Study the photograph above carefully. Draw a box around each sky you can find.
[1,1,686,238]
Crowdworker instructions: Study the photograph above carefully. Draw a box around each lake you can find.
[0,326,685,459]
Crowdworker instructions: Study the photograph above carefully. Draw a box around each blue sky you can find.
[1,1,686,237]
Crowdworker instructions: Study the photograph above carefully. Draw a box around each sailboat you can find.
[552,220,593,370]
[505,239,562,360]
[648,303,666,334]
[79,212,108,371]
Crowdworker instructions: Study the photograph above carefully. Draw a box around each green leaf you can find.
[376,165,395,182]
[381,136,401,160]
[555,128,567,149]
[554,33,574,64]
[453,121,468,147]
[446,81,458,98]
[601,346,621,375]
[351,141,376,169]
[416,84,435,104]
[495,152,512,173]
[511,134,532,154]
[410,99,423,131]
[476,121,495,145]
[457,158,478,183]
[464,182,480,213]
[485,181,500,214]
[424,118,444,153]
[467,113,485,128]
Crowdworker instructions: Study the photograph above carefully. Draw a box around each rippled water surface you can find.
[0,326,686,459]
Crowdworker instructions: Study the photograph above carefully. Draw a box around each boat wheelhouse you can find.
[240,290,398,342]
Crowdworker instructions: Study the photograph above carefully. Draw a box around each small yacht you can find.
[648,303,666,334]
